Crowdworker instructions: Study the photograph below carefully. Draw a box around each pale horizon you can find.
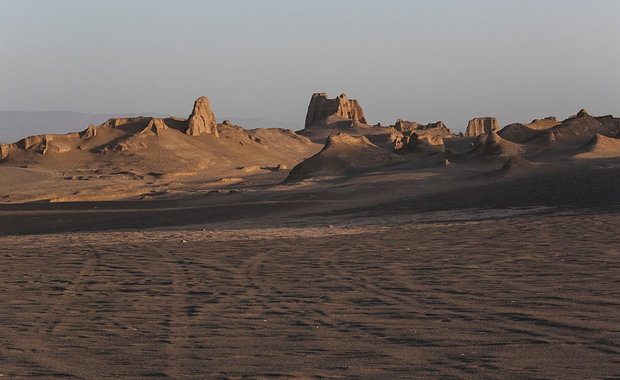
[1,0,619,132]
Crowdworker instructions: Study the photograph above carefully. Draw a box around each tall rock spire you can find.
[186,96,218,136]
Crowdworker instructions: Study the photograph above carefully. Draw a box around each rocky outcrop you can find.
[81,124,97,139]
[0,143,10,160]
[141,118,169,136]
[304,93,367,128]
[394,119,455,139]
[10,134,75,155]
[394,119,419,132]
[465,117,500,137]
[596,115,620,131]
[529,117,559,130]
[394,133,445,153]
[418,121,455,138]
[186,96,218,136]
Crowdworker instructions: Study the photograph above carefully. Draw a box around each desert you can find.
[1,1,619,378]
[1,92,619,378]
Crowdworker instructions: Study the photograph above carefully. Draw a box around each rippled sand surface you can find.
[0,210,618,378]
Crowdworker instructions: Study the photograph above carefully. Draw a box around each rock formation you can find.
[0,143,10,160]
[394,119,420,132]
[186,96,218,136]
[418,121,455,138]
[465,117,500,137]
[394,119,454,138]
[304,93,367,128]
[394,133,445,153]
[82,124,97,139]
[141,118,169,136]
[528,117,559,130]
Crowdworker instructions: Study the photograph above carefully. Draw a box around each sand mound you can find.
[496,156,536,175]
[576,133,620,158]
[471,130,523,157]
[285,133,391,182]
[498,117,559,144]
[498,123,540,144]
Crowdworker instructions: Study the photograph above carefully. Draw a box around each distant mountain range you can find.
[0,111,301,143]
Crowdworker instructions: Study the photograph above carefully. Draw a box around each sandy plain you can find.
[0,209,619,378]
[0,168,619,378]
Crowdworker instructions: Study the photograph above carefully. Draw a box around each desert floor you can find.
[0,205,618,378]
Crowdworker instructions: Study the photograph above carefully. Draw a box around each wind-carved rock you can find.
[394,133,445,153]
[186,96,218,137]
[141,118,168,136]
[393,119,455,139]
[0,143,10,160]
[465,117,500,137]
[304,93,367,128]
[394,119,420,132]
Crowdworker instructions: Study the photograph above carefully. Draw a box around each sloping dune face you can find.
[576,133,620,158]
[496,155,536,176]
[470,130,523,157]
[285,133,392,182]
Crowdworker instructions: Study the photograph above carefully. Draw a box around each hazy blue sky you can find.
[1,0,619,131]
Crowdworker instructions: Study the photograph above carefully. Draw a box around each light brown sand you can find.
[0,210,618,378]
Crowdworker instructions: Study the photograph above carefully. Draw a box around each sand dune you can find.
[576,133,620,158]
[495,156,537,176]
[285,133,392,182]
[470,130,523,157]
